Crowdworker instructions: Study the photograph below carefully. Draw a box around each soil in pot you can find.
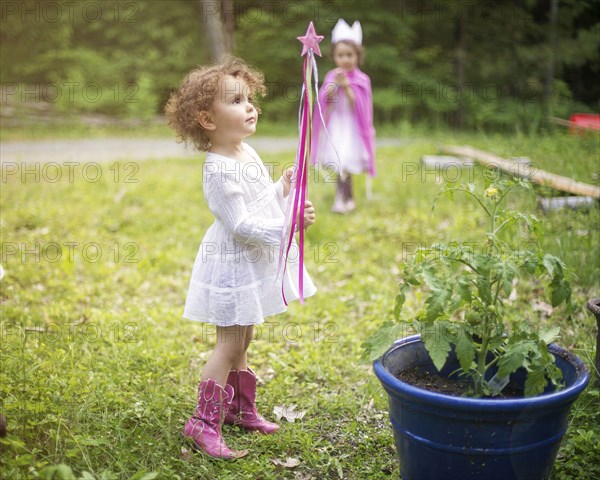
[396,366,525,398]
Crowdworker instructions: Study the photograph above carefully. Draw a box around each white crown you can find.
[331,19,362,45]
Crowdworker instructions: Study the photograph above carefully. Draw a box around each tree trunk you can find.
[199,0,235,61]
[441,145,600,199]
[453,7,468,129]
[545,0,559,115]
[222,0,235,54]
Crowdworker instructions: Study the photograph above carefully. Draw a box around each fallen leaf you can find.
[180,446,192,461]
[296,472,315,480]
[258,367,275,384]
[271,457,300,468]
[437,219,451,230]
[273,404,306,423]
[294,473,313,480]
[25,326,46,333]
[508,279,518,302]
[532,300,553,318]
[113,188,126,203]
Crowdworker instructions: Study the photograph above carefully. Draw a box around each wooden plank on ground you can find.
[440,145,600,199]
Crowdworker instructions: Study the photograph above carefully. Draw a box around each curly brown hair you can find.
[164,56,266,151]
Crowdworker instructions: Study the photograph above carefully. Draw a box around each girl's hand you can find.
[302,200,316,228]
[335,70,349,89]
[281,168,294,197]
[334,69,354,107]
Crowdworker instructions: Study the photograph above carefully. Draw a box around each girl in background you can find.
[312,19,376,214]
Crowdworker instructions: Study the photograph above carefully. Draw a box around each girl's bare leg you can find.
[232,325,253,371]
[201,325,249,387]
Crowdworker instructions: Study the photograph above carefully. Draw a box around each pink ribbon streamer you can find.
[277,24,335,305]
[278,55,312,305]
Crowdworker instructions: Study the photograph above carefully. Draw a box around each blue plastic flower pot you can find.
[374,334,590,480]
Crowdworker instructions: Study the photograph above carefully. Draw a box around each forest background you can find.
[2,0,599,133]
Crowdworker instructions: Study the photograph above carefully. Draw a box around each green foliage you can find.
[1,0,204,117]
[364,175,576,397]
[1,0,598,129]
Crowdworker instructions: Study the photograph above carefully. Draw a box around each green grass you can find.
[1,131,598,479]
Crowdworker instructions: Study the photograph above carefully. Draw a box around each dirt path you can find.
[0,137,403,164]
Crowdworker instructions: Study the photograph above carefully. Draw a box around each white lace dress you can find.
[183,143,317,326]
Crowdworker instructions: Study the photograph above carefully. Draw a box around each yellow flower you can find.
[484,187,499,199]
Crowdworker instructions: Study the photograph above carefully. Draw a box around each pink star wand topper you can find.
[297,21,324,57]
[277,22,326,305]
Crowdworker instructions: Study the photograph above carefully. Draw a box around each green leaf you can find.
[456,277,472,303]
[455,329,475,371]
[360,322,404,363]
[487,332,506,351]
[483,170,493,188]
[542,256,555,277]
[523,255,538,275]
[393,292,405,320]
[496,262,517,295]
[539,326,560,344]
[497,343,527,378]
[425,289,450,321]
[404,267,421,285]
[476,277,493,304]
[421,264,443,292]
[542,254,565,278]
[447,294,464,312]
[394,284,409,320]
[445,188,455,203]
[524,369,547,397]
[550,277,571,307]
[423,323,451,371]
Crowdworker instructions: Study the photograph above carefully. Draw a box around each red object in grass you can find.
[569,113,600,134]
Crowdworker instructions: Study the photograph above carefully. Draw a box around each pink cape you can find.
[311,67,376,176]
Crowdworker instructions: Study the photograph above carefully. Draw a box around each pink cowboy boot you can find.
[181,378,248,459]
[224,368,280,435]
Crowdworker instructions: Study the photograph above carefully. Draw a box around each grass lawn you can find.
[1,130,599,479]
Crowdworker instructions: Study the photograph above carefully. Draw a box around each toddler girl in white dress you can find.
[165,57,316,459]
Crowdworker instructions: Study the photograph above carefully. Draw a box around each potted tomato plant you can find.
[363,175,590,480]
